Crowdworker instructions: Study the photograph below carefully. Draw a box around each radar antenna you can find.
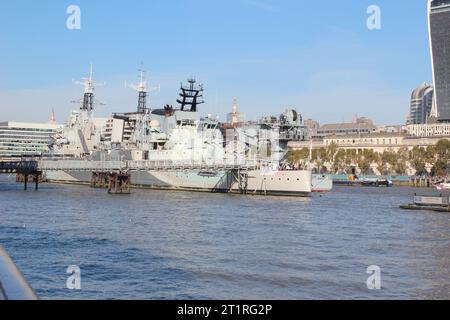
[176,78,204,112]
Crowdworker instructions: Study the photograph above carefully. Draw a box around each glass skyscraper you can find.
[428,0,450,122]
[407,83,434,125]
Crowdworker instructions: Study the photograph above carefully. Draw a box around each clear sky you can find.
[0,0,433,125]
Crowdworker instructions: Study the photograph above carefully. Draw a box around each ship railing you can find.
[37,160,124,171]
[36,159,262,172]
[0,246,38,300]
[126,160,260,171]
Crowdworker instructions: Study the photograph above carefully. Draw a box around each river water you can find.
[1,175,450,300]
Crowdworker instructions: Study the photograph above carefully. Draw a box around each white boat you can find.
[436,183,450,191]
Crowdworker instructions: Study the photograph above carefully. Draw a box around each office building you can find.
[0,122,61,158]
[428,0,450,121]
[407,83,434,125]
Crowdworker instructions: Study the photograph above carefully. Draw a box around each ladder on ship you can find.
[77,129,90,155]
[232,168,249,194]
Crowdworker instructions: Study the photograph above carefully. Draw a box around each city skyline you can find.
[0,1,435,125]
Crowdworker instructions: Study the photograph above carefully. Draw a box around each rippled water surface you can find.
[1,175,450,300]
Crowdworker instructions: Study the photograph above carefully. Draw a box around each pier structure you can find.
[0,160,42,190]
[90,171,110,188]
[400,194,450,212]
[410,177,435,188]
[107,171,131,194]
[90,170,131,194]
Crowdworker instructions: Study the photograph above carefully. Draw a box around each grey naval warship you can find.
[42,67,326,196]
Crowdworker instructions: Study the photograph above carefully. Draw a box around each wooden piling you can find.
[108,172,131,194]
[91,171,131,194]
[35,173,40,190]
[91,171,109,188]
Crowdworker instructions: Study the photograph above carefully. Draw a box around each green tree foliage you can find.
[287,148,309,165]
[410,147,428,176]
[287,139,450,176]
[430,140,450,176]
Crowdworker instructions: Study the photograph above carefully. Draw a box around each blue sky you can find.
[0,0,432,125]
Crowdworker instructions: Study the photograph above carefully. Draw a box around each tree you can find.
[397,147,409,162]
[435,139,450,159]
[358,158,372,174]
[394,161,407,175]
[363,149,380,164]
[355,149,379,174]
[333,149,347,173]
[410,147,428,176]
[433,160,448,177]
[433,140,450,176]
[425,145,436,164]
[380,149,397,167]
[345,149,357,166]
[326,142,339,163]
[292,139,450,177]
[318,148,328,162]
[287,148,309,165]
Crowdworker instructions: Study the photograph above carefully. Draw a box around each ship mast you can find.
[73,64,104,113]
[177,78,204,112]
[137,70,148,114]
[127,66,159,114]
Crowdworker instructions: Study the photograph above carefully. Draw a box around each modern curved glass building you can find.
[407,83,434,125]
[428,0,450,122]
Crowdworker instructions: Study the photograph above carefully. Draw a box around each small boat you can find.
[333,175,393,188]
[435,183,450,191]
[360,178,393,188]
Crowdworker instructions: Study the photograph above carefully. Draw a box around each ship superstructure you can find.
[50,65,107,158]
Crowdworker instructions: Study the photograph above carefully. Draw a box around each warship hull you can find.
[311,174,333,192]
[44,168,312,196]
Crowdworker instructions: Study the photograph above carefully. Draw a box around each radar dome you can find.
[280,109,300,125]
